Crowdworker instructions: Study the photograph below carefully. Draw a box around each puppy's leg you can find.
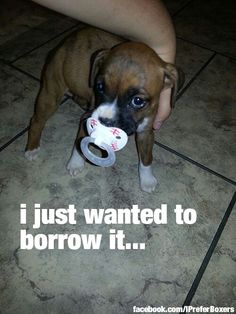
[25,79,65,161]
[67,117,87,176]
[136,130,158,193]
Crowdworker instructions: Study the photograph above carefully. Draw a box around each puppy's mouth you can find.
[97,115,137,136]
[91,102,137,136]
[98,117,115,128]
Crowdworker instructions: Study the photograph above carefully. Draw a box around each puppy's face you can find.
[90,42,181,135]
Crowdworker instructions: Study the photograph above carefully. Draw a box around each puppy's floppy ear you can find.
[89,49,110,88]
[163,63,185,108]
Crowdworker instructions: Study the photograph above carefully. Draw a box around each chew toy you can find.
[80,118,128,167]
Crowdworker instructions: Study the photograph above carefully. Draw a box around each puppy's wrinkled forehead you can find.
[100,42,164,95]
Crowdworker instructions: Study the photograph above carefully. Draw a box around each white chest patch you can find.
[137,117,150,133]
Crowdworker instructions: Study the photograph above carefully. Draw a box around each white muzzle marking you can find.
[92,98,117,120]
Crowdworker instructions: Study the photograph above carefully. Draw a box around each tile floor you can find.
[0,0,235,313]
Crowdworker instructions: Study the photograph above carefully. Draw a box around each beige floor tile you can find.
[158,55,236,182]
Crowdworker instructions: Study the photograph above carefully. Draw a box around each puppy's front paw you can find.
[139,162,158,193]
[25,147,40,161]
[67,147,85,177]
[67,159,85,176]
[140,175,158,193]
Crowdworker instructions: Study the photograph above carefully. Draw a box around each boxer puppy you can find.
[25,27,183,193]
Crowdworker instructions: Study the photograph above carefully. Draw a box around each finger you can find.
[153,88,172,129]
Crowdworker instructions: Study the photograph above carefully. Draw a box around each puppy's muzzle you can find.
[92,102,137,136]
[99,117,115,128]
[99,115,137,136]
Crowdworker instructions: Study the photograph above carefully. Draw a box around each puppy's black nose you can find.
[99,117,114,127]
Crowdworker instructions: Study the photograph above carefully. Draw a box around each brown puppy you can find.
[25,27,183,193]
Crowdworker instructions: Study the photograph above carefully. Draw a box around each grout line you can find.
[0,127,29,152]
[0,95,71,152]
[10,23,80,64]
[176,52,216,101]
[176,36,218,54]
[154,141,236,187]
[176,36,236,62]
[7,63,40,82]
[172,0,193,17]
[181,191,236,310]
[61,94,71,104]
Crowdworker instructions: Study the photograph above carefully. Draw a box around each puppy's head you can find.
[90,42,183,135]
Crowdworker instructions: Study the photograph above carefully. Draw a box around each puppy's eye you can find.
[131,96,146,109]
[96,82,105,93]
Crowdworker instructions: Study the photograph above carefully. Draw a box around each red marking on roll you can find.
[110,128,120,135]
